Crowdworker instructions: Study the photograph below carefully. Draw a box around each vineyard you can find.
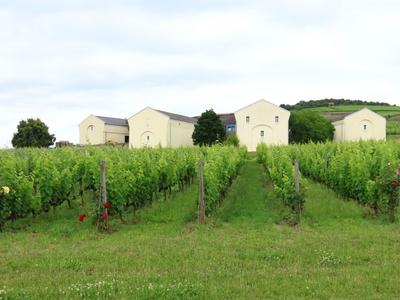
[1,143,400,299]
[2,141,400,229]
[0,146,246,230]
[257,140,400,223]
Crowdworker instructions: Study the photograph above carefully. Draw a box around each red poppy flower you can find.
[79,214,86,222]
[104,201,110,209]
[391,180,398,189]
[100,213,109,219]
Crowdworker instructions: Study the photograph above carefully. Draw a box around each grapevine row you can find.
[0,146,246,229]
[203,145,247,213]
[256,143,304,222]
[288,141,400,220]
[257,141,400,222]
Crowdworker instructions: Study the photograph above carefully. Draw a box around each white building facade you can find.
[332,108,386,142]
[234,99,290,151]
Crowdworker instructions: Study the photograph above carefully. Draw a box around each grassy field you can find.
[1,159,400,299]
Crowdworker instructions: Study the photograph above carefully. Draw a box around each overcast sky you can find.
[1,0,400,147]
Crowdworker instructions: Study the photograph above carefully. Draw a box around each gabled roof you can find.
[155,109,196,124]
[218,113,236,126]
[330,108,386,124]
[234,99,290,115]
[322,112,353,122]
[96,116,128,126]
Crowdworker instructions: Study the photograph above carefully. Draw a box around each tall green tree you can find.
[289,111,334,144]
[12,118,56,148]
[192,109,226,146]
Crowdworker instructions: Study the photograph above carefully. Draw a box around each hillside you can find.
[280,99,394,111]
[304,105,400,136]
[301,104,400,116]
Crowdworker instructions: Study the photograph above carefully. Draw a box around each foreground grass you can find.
[1,160,400,299]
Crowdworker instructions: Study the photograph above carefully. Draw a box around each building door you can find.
[252,125,272,149]
[141,131,155,147]
[359,120,374,140]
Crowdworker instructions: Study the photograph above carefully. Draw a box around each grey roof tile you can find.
[322,112,353,122]
[96,116,128,126]
[156,110,196,123]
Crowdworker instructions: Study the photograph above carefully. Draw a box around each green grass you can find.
[1,160,400,299]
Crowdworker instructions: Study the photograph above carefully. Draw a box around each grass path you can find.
[134,184,198,227]
[215,159,281,224]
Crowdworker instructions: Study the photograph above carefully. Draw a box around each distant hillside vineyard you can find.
[280,99,392,111]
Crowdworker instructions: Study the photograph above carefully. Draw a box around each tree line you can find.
[280,99,392,111]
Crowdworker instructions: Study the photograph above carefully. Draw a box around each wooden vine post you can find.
[99,160,108,230]
[294,159,300,193]
[294,159,302,215]
[198,160,205,224]
[390,164,400,222]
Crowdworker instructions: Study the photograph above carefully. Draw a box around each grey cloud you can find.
[1,0,400,147]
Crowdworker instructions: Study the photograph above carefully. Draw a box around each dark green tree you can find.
[12,118,56,148]
[289,111,334,144]
[192,109,226,146]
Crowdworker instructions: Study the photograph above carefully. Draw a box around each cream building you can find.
[128,107,195,148]
[332,108,386,141]
[79,115,129,145]
[234,99,290,151]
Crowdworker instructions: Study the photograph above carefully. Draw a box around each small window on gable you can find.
[260,130,265,137]
[147,136,150,141]
[364,124,367,131]
[275,116,279,123]
[88,125,94,132]
[246,116,250,124]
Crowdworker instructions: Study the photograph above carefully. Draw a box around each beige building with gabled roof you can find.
[332,108,386,141]
[234,99,290,151]
[128,107,196,148]
[79,115,129,145]
[79,100,292,149]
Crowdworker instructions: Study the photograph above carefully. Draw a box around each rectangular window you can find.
[275,116,279,123]
[260,130,264,137]
[364,124,367,130]
[246,116,250,123]
[124,136,129,143]
[147,136,150,141]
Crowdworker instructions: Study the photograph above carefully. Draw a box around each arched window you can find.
[87,125,94,132]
